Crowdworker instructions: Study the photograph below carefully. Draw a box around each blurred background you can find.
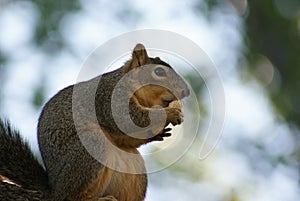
[0,0,299,200]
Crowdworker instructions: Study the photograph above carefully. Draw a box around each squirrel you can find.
[0,44,190,201]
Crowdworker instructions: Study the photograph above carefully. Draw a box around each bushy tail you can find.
[0,119,49,201]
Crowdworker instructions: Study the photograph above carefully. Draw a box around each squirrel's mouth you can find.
[161,97,176,107]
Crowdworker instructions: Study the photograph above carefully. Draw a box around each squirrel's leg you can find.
[49,132,107,201]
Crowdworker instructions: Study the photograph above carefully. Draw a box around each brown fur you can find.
[67,44,187,200]
[0,44,189,201]
[134,85,176,108]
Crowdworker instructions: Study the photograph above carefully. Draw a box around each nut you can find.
[169,100,182,110]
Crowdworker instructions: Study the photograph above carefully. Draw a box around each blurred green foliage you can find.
[32,82,46,109]
[29,0,81,53]
[245,0,300,128]
[0,0,299,199]
[193,0,226,20]
[0,50,7,106]
[197,0,300,129]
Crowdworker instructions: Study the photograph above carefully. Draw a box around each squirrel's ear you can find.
[123,43,149,73]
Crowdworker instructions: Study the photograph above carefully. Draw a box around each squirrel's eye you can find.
[154,67,167,77]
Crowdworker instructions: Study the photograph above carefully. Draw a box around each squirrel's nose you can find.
[180,88,190,99]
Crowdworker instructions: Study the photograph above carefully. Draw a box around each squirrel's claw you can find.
[148,128,172,142]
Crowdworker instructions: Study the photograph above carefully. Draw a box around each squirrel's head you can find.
[123,43,190,108]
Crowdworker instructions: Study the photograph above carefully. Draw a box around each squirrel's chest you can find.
[85,148,147,201]
[104,148,147,201]
[105,169,147,201]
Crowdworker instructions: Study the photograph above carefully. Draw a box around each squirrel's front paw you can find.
[166,107,183,126]
[148,128,172,142]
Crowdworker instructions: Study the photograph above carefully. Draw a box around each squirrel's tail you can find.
[0,119,49,201]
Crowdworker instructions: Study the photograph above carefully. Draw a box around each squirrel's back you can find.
[0,119,48,201]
